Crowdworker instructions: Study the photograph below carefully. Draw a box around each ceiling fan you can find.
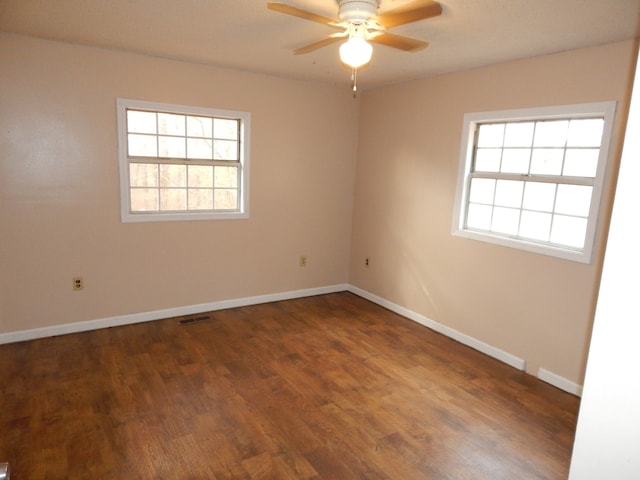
[267,0,442,88]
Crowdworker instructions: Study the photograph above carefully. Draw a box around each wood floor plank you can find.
[0,292,579,479]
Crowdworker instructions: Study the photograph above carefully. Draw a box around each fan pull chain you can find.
[351,68,358,98]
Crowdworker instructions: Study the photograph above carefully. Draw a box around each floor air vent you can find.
[178,314,212,325]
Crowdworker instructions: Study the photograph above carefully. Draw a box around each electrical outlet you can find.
[299,255,307,267]
[365,257,370,267]
[72,276,84,291]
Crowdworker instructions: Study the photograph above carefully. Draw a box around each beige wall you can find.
[1,32,636,387]
[0,33,359,333]
[349,40,637,385]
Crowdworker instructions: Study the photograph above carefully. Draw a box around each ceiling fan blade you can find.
[267,3,343,30]
[377,0,442,29]
[293,34,345,55]
[369,32,428,52]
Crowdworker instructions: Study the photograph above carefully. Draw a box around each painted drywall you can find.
[1,32,636,391]
[0,33,359,334]
[349,40,636,386]
[568,45,640,480]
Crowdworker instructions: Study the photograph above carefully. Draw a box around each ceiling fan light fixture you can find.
[267,0,442,90]
[339,36,373,68]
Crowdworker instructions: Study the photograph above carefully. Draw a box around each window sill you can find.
[121,210,249,223]
[452,228,592,264]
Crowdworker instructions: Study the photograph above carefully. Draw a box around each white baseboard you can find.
[348,285,527,371]
[348,285,583,396]
[0,283,349,345]
[538,368,583,397]
[0,282,582,397]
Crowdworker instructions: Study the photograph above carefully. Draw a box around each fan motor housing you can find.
[338,0,379,23]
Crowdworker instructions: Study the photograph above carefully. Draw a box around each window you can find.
[452,102,616,263]
[117,99,250,222]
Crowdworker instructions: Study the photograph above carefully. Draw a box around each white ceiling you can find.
[1,0,639,90]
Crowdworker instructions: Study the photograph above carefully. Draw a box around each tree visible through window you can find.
[453,102,616,263]
[117,99,250,222]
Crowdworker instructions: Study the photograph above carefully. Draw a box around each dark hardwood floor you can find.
[0,292,579,479]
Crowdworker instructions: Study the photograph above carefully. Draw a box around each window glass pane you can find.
[160,188,187,211]
[555,184,592,217]
[455,103,612,260]
[187,138,213,160]
[491,206,520,235]
[466,203,492,230]
[474,148,501,172]
[469,178,495,204]
[567,118,604,147]
[214,189,238,210]
[494,180,523,208]
[130,188,159,211]
[188,189,214,210]
[214,119,239,140]
[533,120,569,147]
[128,134,157,157]
[519,210,552,241]
[500,148,530,174]
[187,116,213,138]
[159,136,186,158]
[503,122,534,147]
[477,123,504,147]
[563,149,599,177]
[158,113,185,136]
[120,99,248,221]
[159,164,186,188]
[130,163,158,187]
[213,140,238,160]
[188,165,213,188]
[127,110,157,134]
[551,215,587,248]
[529,148,564,176]
[522,182,556,212]
[214,166,238,188]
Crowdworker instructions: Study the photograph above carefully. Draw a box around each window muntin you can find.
[117,99,250,222]
[453,102,616,263]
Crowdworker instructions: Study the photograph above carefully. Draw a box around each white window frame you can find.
[452,101,617,264]
[117,98,250,223]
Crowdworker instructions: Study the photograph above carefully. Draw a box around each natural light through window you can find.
[117,99,250,222]
[453,102,616,263]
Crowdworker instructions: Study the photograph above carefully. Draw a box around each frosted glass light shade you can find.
[339,37,373,68]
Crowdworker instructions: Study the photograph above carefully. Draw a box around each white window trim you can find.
[116,98,251,223]
[452,101,617,264]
